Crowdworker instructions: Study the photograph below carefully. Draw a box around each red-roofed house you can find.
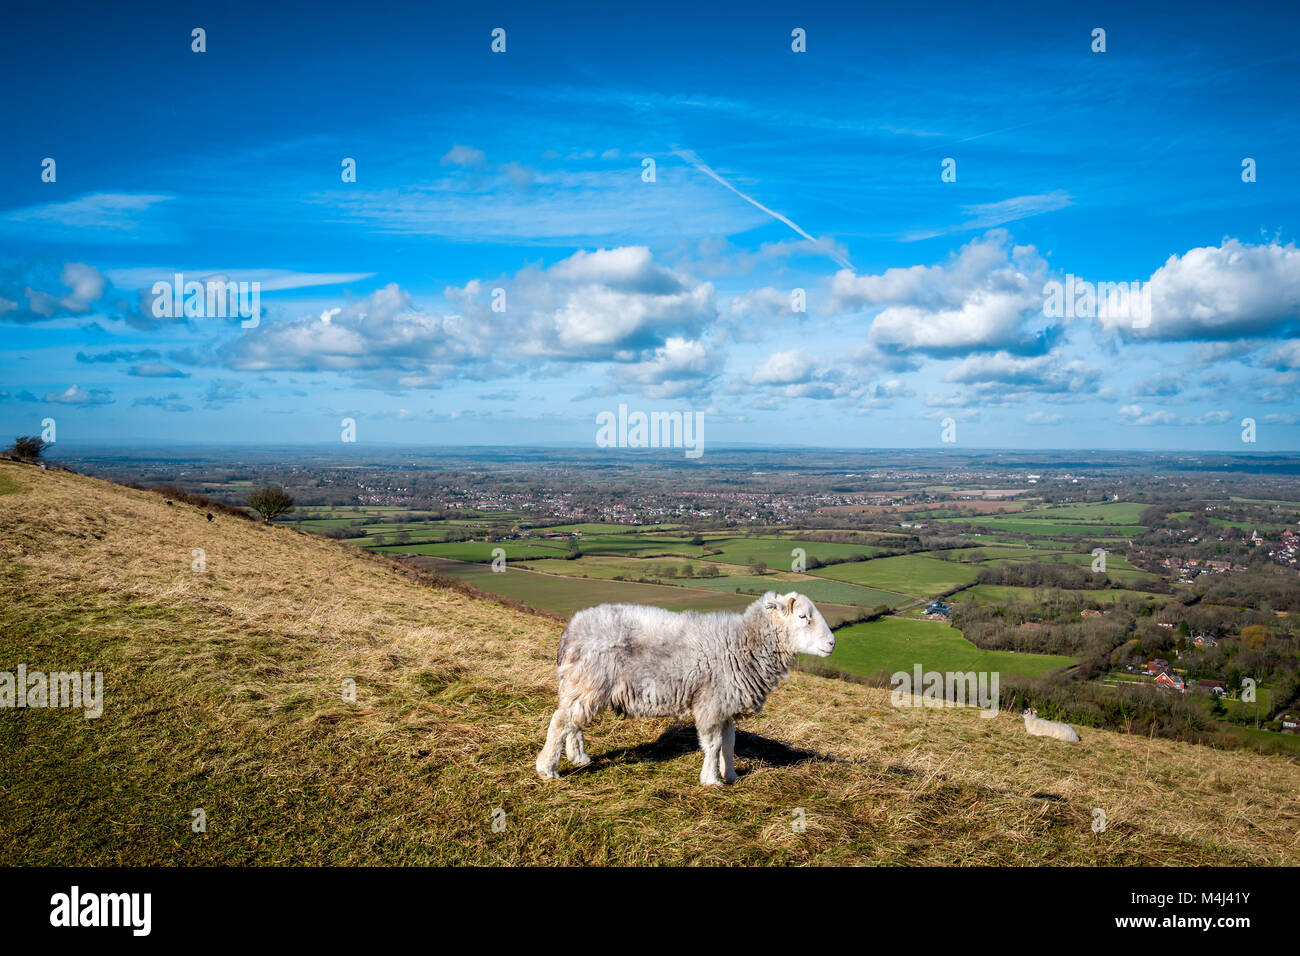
[1154,672,1185,692]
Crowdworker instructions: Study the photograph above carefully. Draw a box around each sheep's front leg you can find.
[718,719,738,784]
[536,707,570,779]
[697,722,724,787]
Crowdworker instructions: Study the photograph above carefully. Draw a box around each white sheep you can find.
[1021,707,1081,742]
[536,591,835,786]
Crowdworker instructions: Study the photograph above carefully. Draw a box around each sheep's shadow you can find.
[591,722,827,773]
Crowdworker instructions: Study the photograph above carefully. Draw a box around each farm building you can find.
[1146,659,1171,675]
[923,601,952,621]
[1197,679,1227,697]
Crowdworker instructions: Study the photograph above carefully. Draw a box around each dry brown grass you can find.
[1,459,1297,865]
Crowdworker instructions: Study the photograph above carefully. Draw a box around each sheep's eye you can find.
[798,613,807,620]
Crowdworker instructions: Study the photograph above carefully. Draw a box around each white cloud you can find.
[1263,339,1300,370]
[219,283,487,386]
[502,162,534,189]
[128,364,188,378]
[105,267,374,293]
[832,231,1054,355]
[903,191,1072,241]
[1119,404,1177,426]
[446,246,716,362]
[750,349,818,386]
[1183,410,1231,425]
[218,247,718,396]
[24,262,106,316]
[320,164,768,244]
[5,193,171,231]
[440,144,486,168]
[1132,373,1182,397]
[601,337,718,399]
[1102,239,1300,341]
[43,384,113,405]
[1025,410,1064,425]
[944,350,1100,394]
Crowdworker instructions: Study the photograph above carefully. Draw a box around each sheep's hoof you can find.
[535,764,561,780]
[722,771,739,785]
[700,776,724,787]
[569,754,592,768]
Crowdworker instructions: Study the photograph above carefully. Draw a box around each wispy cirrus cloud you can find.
[2,192,173,235]
[903,191,1073,242]
[314,161,767,245]
[103,267,376,293]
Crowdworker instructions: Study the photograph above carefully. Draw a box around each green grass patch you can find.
[826,617,1076,680]
[809,553,979,595]
[678,573,907,608]
[702,536,882,568]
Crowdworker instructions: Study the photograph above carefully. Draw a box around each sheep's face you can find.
[1021,708,1038,719]
[773,592,835,657]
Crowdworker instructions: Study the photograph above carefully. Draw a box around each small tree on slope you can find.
[247,485,295,523]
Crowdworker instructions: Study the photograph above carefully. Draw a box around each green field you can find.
[946,544,1044,562]
[505,553,907,610]
[939,516,1147,536]
[377,540,572,561]
[417,557,866,623]
[1017,501,1150,523]
[519,553,715,580]
[678,573,907,608]
[701,535,882,568]
[569,533,699,556]
[827,617,1076,679]
[810,553,979,595]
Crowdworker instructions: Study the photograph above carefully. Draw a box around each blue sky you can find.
[2,0,1298,450]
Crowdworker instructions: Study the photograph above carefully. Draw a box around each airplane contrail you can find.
[672,147,854,272]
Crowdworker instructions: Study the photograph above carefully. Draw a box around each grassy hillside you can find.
[1,460,1298,866]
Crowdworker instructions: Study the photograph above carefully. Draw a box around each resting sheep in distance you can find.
[536,591,835,786]
[1021,707,1081,742]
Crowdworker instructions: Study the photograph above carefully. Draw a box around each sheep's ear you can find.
[784,593,797,615]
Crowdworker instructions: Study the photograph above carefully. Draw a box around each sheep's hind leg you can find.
[565,728,591,767]
[535,707,571,780]
[718,719,738,784]
[697,721,725,787]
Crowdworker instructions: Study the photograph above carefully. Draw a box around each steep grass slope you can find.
[1,460,1297,865]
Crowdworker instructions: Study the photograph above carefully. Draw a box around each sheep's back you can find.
[562,604,715,673]
[1025,715,1081,742]
[558,604,734,716]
